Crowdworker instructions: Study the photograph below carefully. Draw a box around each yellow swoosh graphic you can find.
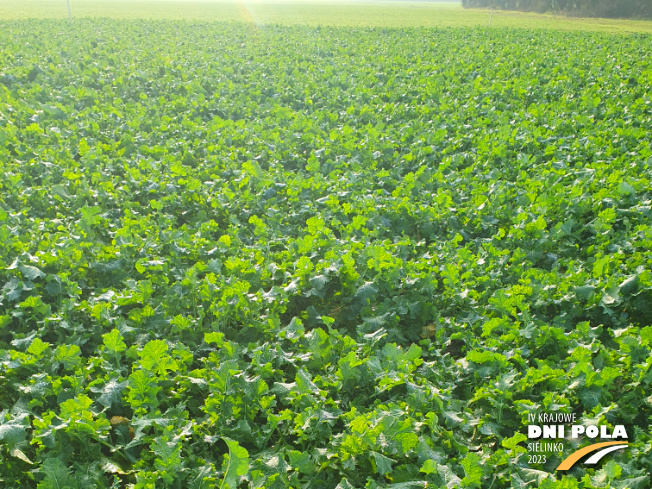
[556,441,629,471]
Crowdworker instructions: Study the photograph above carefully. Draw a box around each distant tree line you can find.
[461,0,651,18]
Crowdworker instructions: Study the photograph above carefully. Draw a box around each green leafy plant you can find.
[0,18,650,488]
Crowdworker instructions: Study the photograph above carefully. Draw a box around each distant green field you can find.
[0,0,651,32]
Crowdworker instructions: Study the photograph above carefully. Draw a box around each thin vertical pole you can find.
[488,6,494,27]
[66,0,72,19]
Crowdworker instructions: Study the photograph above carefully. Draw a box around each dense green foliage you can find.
[461,0,650,19]
[0,19,651,489]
